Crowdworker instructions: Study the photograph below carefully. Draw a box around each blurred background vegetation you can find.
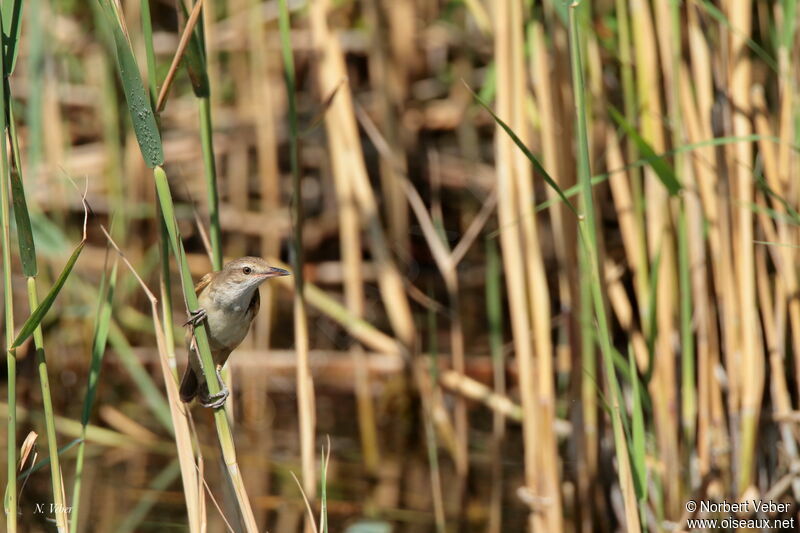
[1,0,798,531]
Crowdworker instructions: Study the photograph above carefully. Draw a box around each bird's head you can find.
[215,257,290,304]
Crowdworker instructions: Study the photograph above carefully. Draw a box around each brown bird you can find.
[180,256,290,408]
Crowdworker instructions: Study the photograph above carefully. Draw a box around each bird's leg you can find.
[183,307,208,328]
[199,364,229,409]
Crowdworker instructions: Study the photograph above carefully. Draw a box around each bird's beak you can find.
[262,266,290,278]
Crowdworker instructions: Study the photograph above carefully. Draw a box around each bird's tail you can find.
[179,367,199,403]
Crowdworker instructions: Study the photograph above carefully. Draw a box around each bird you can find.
[180,256,290,408]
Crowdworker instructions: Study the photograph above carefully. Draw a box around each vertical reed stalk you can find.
[486,236,505,533]
[0,22,16,530]
[278,0,316,506]
[726,0,761,493]
[494,1,561,530]
[614,0,648,321]
[247,0,279,349]
[154,167,257,531]
[9,104,69,532]
[631,0,679,514]
[28,279,68,532]
[568,3,640,530]
[667,0,696,450]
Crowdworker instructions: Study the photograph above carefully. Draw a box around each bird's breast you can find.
[198,291,254,352]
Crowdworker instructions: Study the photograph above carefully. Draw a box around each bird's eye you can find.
[243,266,252,275]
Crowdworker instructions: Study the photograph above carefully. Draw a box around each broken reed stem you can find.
[156,0,205,112]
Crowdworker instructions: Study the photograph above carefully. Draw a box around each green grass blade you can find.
[9,163,35,276]
[1,0,22,75]
[79,260,116,427]
[140,0,157,103]
[319,445,328,533]
[466,83,579,217]
[608,105,681,195]
[781,0,797,50]
[627,345,647,503]
[98,0,164,167]
[643,246,662,384]
[177,0,210,97]
[8,108,36,277]
[11,239,85,349]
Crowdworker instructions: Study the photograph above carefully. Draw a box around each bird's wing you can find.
[248,288,261,317]
[194,272,214,296]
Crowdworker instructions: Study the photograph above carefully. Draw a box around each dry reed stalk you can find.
[753,86,800,402]
[365,1,409,258]
[246,0,279,512]
[685,9,741,421]
[677,62,730,472]
[494,1,561,531]
[228,0,251,261]
[155,0,204,112]
[436,371,568,439]
[604,129,648,370]
[309,0,436,499]
[530,21,578,372]
[248,3,280,350]
[277,0,316,509]
[754,197,800,439]
[685,153,714,478]
[631,0,680,514]
[382,0,418,101]
[403,177,468,480]
[680,10,739,432]
[327,74,380,473]
[726,0,763,494]
[758,239,800,498]
[268,266,401,355]
[308,0,414,349]
[101,228,204,533]
[603,259,648,368]
[776,8,794,200]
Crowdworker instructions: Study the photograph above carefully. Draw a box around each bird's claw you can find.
[199,386,229,409]
[199,367,229,409]
[184,308,208,328]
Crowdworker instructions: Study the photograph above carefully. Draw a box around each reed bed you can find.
[1,0,799,532]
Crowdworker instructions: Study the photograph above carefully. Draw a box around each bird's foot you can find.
[199,367,229,408]
[183,308,208,328]
[199,383,229,409]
